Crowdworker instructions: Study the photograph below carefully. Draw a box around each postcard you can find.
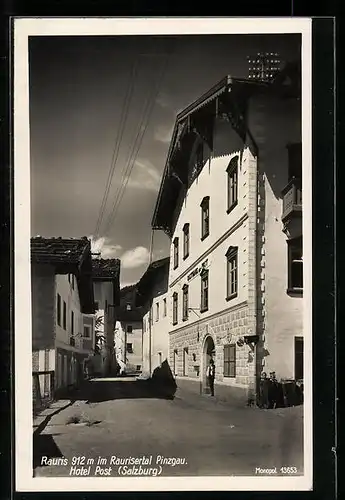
[14,16,312,492]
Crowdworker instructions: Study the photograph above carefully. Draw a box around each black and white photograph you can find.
[14,17,312,492]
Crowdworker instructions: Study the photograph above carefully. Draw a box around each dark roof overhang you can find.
[151,76,265,235]
[31,237,95,314]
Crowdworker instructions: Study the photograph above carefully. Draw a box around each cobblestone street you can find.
[33,377,303,478]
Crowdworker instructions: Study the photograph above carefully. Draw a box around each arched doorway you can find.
[202,335,215,394]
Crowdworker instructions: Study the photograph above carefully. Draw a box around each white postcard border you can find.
[14,16,313,492]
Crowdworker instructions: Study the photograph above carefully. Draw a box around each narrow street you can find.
[33,377,303,478]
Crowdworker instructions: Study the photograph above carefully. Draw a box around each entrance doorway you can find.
[202,335,215,394]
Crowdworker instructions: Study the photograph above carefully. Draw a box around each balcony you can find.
[281,177,302,222]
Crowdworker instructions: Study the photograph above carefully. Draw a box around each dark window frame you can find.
[224,344,236,378]
[83,325,91,338]
[183,347,189,376]
[200,269,209,313]
[156,302,159,322]
[227,156,239,213]
[63,301,67,330]
[173,237,179,269]
[126,325,133,333]
[226,246,238,300]
[183,223,190,259]
[182,284,189,321]
[57,293,61,326]
[294,336,304,380]
[200,196,210,241]
[126,343,133,354]
[71,310,74,335]
[163,298,167,317]
[172,292,178,325]
[287,236,303,295]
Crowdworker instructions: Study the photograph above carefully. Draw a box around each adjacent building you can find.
[135,258,170,377]
[91,258,121,376]
[115,285,143,374]
[31,237,95,405]
[151,62,303,405]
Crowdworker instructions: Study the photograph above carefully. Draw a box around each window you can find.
[287,143,302,181]
[288,237,303,292]
[71,274,75,290]
[182,285,189,320]
[126,303,132,311]
[183,223,190,259]
[224,344,236,377]
[201,196,210,240]
[200,270,209,312]
[173,237,179,269]
[71,311,74,335]
[163,298,167,317]
[155,302,159,322]
[84,326,91,338]
[227,156,238,212]
[173,349,178,375]
[143,319,146,333]
[63,301,67,330]
[183,347,189,376]
[172,292,178,325]
[136,365,141,371]
[57,294,61,326]
[126,325,133,333]
[294,337,303,380]
[68,274,71,283]
[226,246,238,300]
[126,343,133,354]
[94,301,99,310]
[105,300,108,313]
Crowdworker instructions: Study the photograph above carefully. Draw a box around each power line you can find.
[103,47,173,236]
[93,59,138,239]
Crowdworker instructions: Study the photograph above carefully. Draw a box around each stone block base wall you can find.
[175,377,249,407]
[169,302,256,403]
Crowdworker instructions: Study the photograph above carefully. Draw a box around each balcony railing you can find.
[281,177,302,222]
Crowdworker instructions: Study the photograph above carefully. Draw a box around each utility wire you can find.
[93,60,138,239]
[103,46,173,236]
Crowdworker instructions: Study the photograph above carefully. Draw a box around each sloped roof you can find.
[31,236,90,265]
[136,257,170,306]
[151,62,300,234]
[31,236,94,314]
[92,258,120,280]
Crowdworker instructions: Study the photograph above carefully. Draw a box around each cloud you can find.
[155,93,172,109]
[153,123,174,144]
[120,246,150,269]
[126,159,162,192]
[89,236,122,258]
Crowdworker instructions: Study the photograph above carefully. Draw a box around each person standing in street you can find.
[206,358,215,396]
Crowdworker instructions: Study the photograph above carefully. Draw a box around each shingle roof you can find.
[92,258,120,280]
[31,236,95,314]
[31,236,90,265]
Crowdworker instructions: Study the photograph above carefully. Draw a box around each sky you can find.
[29,33,301,287]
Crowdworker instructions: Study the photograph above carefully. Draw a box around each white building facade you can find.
[136,258,170,377]
[152,65,303,406]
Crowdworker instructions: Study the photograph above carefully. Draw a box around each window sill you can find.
[183,253,189,260]
[226,201,238,214]
[201,233,209,242]
[182,316,188,322]
[173,265,179,270]
[200,307,208,314]
[287,288,303,297]
[223,375,236,379]
[226,293,238,302]
[172,321,178,326]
